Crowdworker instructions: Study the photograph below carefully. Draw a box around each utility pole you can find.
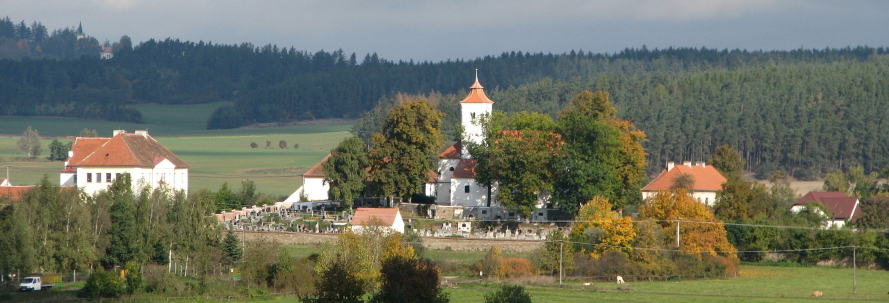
[675,217,681,249]
[853,246,857,294]
[559,240,563,285]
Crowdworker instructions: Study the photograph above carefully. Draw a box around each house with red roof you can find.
[60,130,190,196]
[791,191,860,229]
[641,161,728,206]
[350,207,404,233]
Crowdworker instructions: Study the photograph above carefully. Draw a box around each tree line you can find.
[3,16,889,177]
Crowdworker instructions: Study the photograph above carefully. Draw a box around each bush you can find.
[474,246,536,279]
[370,256,449,303]
[485,284,532,303]
[302,258,365,303]
[143,264,184,294]
[78,269,125,298]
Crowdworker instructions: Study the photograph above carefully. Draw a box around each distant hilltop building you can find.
[60,130,190,196]
[75,22,85,40]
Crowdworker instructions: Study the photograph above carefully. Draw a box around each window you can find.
[116,173,121,179]
[86,173,92,183]
[96,173,102,183]
[449,167,454,171]
[106,173,112,182]
[482,210,488,215]
[464,185,470,193]
[471,112,476,119]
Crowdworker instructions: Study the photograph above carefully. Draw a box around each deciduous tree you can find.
[570,196,636,258]
[368,99,443,200]
[553,91,646,213]
[323,136,370,206]
[638,189,738,259]
[16,126,42,158]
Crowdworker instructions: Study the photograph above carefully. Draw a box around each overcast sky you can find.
[3,0,888,62]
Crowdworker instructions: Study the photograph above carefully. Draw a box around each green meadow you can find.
[0,102,352,197]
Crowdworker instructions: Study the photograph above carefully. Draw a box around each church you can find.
[295,76,541,220]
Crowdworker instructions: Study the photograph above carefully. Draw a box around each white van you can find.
[19,276,44,291]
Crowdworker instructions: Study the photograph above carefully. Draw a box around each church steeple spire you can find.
[460,72,495,158]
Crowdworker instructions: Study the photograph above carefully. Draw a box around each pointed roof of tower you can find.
[460,71,494,104]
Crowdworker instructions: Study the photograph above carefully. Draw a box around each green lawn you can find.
[0,102,353,197]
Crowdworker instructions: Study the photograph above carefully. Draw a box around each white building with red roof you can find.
[350,207,404,233]
[60,130,190,196]
[791,191,860,229]
[641,161,727,206]
[434,75,497,208]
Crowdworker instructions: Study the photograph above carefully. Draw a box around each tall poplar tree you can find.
[368,99,443,200]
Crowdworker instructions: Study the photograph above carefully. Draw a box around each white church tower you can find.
[460,71,494,158]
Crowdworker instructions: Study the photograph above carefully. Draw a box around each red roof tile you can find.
[304,154,330,178]
[459,79,494,104]
[794,191,860,220]
[68,132,189,168]
[439,142,462,159]
[351,208,401,226]
[453,159,477,179]
[0,186,33,200]
[642,162,727,192]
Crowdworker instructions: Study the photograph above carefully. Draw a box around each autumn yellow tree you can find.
[570,196,636,258]
[638,189,737,259]
[315,219,415,288]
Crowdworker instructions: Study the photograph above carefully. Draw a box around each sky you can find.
[2,0,888,62]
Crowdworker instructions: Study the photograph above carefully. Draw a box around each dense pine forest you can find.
[2,18,888,178]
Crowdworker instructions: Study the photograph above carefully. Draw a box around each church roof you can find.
[453,159,477,178]
[67,132,189,168]
[459,78,494,104]
[438,142,462,159]
[304,154,330,178]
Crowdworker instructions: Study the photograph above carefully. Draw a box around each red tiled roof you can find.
[459,79,494,104]
[794,191,860,220]
[68,133,189,168]
[439,142,462,159]
[427,171,439,183]
[0,186,33,200]
[351,208,401,226]
[642,162,727,192]
[453,159,477,179]
[304,154,331,178]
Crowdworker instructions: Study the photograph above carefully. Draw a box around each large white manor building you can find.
[61,130,190,196]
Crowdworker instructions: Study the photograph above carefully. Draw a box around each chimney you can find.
[135,130,148,136]
[666,161,675,171]
[683,161,692,167]
[695,161,706,167]
[113,130,126,136]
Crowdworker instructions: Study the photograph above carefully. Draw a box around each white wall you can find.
[302,176,329,201]
[460,102,493,158]
[450,178,492,207]
[76,164,188,196]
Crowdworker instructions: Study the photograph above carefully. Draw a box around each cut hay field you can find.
[0,102,352,197]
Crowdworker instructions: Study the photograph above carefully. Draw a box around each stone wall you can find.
[239,231,543,252]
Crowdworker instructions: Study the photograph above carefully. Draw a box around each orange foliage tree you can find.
[638,189,738,259]
[570,196,636,258]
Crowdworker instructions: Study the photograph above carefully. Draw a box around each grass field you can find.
[0,102,352,197]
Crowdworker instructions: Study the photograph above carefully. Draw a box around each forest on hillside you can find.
[2,18,888,178]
